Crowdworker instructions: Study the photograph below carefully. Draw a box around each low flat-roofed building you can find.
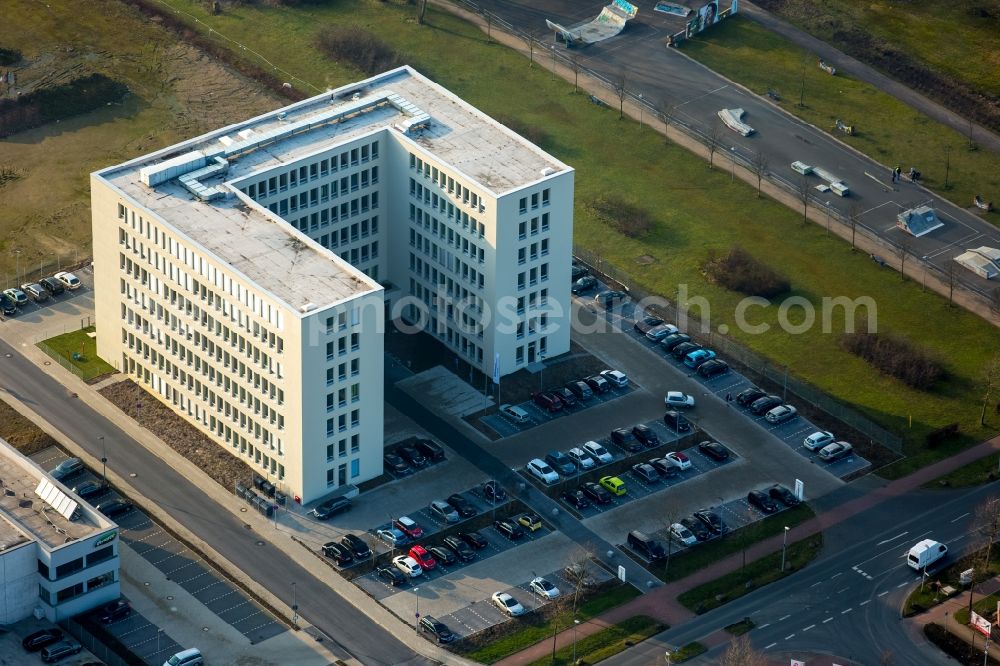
[0,438,120,623]
[954,246,1000,280]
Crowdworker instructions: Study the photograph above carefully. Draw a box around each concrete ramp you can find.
[549,0,638,45]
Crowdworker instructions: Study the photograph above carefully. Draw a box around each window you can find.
[87,573,113,592]
[325,342,334,360]
[542,188,550,206]
[351,458,360,479]
[351,434,360,453]
[327,468,335,487]
[531,192,539,209]
[516,346,524,364]
[55,557,83,579]
[541,239,549,256]
[88,546,114,567]
[326,444,334,461]
[519,197,527,214]
[518,248,526,265]
[56,582,84,603]
[518,221,526,240]
[37,560,49,578]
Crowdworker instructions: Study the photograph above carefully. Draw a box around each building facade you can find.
[0,439,120,623]
[92,67,573,502]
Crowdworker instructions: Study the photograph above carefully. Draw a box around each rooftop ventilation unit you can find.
[300,303,317,313]
[540,167,556,177]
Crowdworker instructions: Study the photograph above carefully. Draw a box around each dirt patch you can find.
[0,400,60,456]
[635,255,656,265]
[99,380,257,492]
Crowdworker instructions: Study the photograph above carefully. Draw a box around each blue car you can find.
[684,349,716,368]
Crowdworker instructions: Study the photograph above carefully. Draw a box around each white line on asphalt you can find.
[785,634,796,640]
[758,624,770,630]
[831,572,843,579]
[842,608,853,614]
[810,581,823,588]
[803,624,815,632]
[779,614,791,622]
[860,600,870,606]
[822,617,833,623]
[765,643,777,650]
[879,591,889,597]
[876,532,908,546]
[897,582,908,588]
[951,512,971,523]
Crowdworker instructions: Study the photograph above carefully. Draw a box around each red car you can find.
[394,516,424,539]
[531,391,564,413]
[408,545,437,570]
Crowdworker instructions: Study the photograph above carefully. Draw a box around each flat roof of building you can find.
[0,440,111,550]
[95,66,569,314]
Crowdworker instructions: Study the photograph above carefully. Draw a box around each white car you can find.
[664,391,695,408]
[392,555,423,577]
[670,523,698,546]
[492,591,526,616]
[765,404,798,424]
[600,369,629,388]
[3,288,27,306]
[500,403,531,424]
[54,271,81,290]
[529,577,561,599]
[819,441,853,462]
[527,458,560,485]
[803,431,834,451]
[645,324,679,341]
[582,440,613,465]
[665,451,692,471]
[567,447,597,470]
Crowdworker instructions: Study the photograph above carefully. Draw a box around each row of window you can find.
[327,459,360,488]
[517,264,550,290]
[409,279,484,339]
[410,153,485,213]
[43,571,115,606]
[242,141,380,199]
[409,229,485,290]
[408,254,485,320]
[518,188,552,214]
[410,205,485,264]
[515,337,549,365]
[518,214,551,240]
[517,240,549,264]
[326,435,360,460]
[409,179,486,240]
[326,409,361,436]
[36,545,115,582]
[251,167,379,208]
[273,190,379,224]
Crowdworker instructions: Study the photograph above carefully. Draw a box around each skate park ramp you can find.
[546,0,638,45]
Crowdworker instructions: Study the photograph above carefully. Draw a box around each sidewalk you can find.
[496,435,1000,665]
[909,577,1000,661]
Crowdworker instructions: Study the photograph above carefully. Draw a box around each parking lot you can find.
[480,380,635,439]
[93,594,185,665]
[31,448,286,653]
[1,267,90,322]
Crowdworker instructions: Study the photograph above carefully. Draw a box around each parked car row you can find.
[513,369,629,423]
[634,315,731,378]
[733,385,799,425]
[747,484,801,514]
[382,438,445,476]
[802,429,854,462]
[2,271,81,316]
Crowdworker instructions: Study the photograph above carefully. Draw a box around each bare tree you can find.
[980,355,1000,426]
[990,287,1000,320]
[946,260,957,306]
[417,0,428,24]
[968,496,1000,619]
[522,34,538,67]
[847,204,861,251]
[551,551,595,661]
[485,11,494,43]
[797,175,811,224]
[569,52,582,93]
[707,120,722,169]
[613,69,628,120]
[895,236,911,280]
[750,150,768,198]
[658,97,673,142]
[720,635,767,666]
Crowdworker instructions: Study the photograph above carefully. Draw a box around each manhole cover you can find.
[44,360,51,365]
[240,507,247,512]
[256,540,265,546]
[166,596,173,600]
[143,582,150,587]
[4,353,11,357]
[130,473,137,478]
[202,627,210,632]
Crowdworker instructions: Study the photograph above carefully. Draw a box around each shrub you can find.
[316,26,403,76]
[703,246,790,298]
[0,74,128,138]
[0,47,21,66]
[841,327,945,390]
[587,195,656,238]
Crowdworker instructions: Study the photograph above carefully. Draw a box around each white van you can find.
[164,648,204,666]
[907,539,947,571]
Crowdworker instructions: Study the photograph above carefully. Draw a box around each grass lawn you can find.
[657,504,815,582]
[0,400,59,456]
[38,327,116,381]
[724,618,756,635]
[925,455,1000,490]
[954,591,1000,626]
[671,641,708,662]
[683,16,1000,218]
[463,584,641,664]
[526,615,663,666]
[678,534,824,613]
[95,0,1000,465]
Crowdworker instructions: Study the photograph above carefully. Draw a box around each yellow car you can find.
[517,513,543,531]
[599,476,627,496]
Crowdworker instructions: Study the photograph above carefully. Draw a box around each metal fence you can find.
[61,617,139,666]
[2,253,90,291]
[572,245,905,452]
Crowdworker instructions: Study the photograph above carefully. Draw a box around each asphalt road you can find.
[601,480,1000,665]
[0,337,430,666]
[490,0,1000,301]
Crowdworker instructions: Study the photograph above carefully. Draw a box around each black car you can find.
[581,481,612,505]
[698,359,729,378]
[72,479,109,501]
[49,457,84,481]
[749,395,783,415]
[649,457,680,478]
[571,264,589,281]
[458,531,489,549]
[769,484,801,507]
[446,493,477,518]
[419,615,456,643]
[377,565,406,586]
[598,290,627,308]
[341,533,372,559]
[0,293,16,315]
[313,496,351,519]
[429,546,457,567]
[662,410,691,433]
[40,276,65,296]
[671,341,703,360]
[22,628,63,652]
[585,375,611,394]
[545,451,576,476]
[322,541,354,565]
[610,428,642,453]
[97,498,134,518]
[494,519,524,540]
[660,333,691,352]
[481,481,507,504]
[383,452,413,476]
[736,387,767,407]
[560,489,591,510]
[571,276,598,295]
[748,490,778,513]
[398,445,427,468]
[698,441,731,461]
[631,463,659,483]
[632,424,660,448]
[443,535,476,561]
[634,315,664,335]
[95,599,131,624]
[414,438,445,462]
[694,509,725,535]
[551,386,578,408]
[681,517,711,541]
[565,380,594,401]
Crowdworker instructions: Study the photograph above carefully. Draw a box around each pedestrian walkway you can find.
[496,435,1000,665]
[908,577,1000,661]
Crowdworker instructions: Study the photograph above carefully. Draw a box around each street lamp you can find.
[291,582,298,626]
[538,351,547,392]
[730,147,737,182]
[99,436,107,485]
[638,94,644,126]
[414,587,420,631]
[665,650,672,666]
[572,619,581,664]
[13,249,20,285]
[780,526,790,572]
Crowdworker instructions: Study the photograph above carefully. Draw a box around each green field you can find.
[926,455,1000,490]
[526,615,662,666]
[683,16,1000,216]
[12,0,1000,465]
[38,327,116,381]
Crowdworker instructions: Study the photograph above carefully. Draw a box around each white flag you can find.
[492,352,501,384]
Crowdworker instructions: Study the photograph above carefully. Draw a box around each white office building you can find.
[91,66,573,502]
[0,439,120,623]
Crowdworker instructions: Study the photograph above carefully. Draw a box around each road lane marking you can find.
[842,608,853,614]
[779,615,791,622]
[876,532,908,546]
[759,624,770,630]
[897,582,908,588]
[837,587,849,594]
[831,572,843,579]
[803,624,815,632]
[810,581,823,588]
[765,643,777,649]
[860,600,870,606]
[951,512,971,523]
[822,617,833,623]
[785,634,796,640]
[878,591,889,597]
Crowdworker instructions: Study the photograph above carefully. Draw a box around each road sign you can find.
[617,565,626,582]
[972,611,991,637]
